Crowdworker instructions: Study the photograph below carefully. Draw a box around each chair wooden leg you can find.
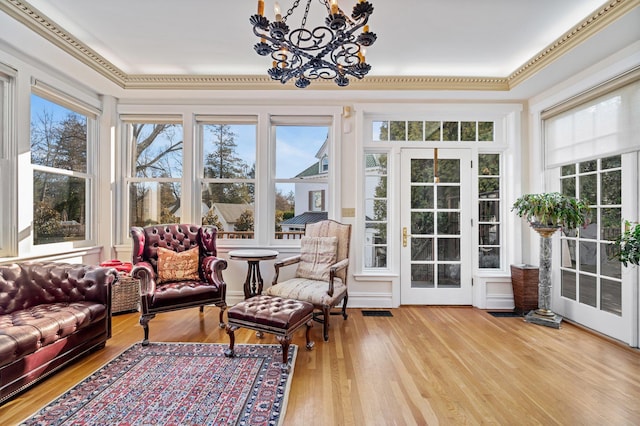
[224,324,237,358]
[139,313,155,346]
[199,305,204,313]
[218,304,227,328]
[305,320,315,350]
[341,293,349,320]
[276,335,292,372]
[322,305,331,342]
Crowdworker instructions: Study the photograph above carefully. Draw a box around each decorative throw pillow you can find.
[157,246,200,283]
[296,236,338,281]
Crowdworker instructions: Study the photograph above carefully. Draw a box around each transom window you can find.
[372,120,494,142]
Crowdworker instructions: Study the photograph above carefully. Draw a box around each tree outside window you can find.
[201,123,256,239]
[127,122,183,227]
[31,94,90,244]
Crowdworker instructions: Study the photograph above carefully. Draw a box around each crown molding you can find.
[1,0,637,91]
[507,0,639,88]
[123,74,511,91]
[0,0,127,87]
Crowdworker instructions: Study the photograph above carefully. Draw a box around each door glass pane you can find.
[411,238,433,261]
[562,269,577,300]
[438,264,460,288]
[437,212,460,235]
[411,159,433,182]
[601,170,621,204]
[579,174,597,204]
[579,241,597,273]
[600,243,621,280]
[563,239,576,269]
[437,159,460,183]
[561,176,576,197]
[438,238,460,261]
[411,186,433,209]
[579,274,597,307]
[601,279,621,316]
[412,212,434,234]
[437,186,460,209]
[411,264,434,288]
[461,122,476,141]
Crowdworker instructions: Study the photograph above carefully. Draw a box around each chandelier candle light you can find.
[251,0,376,88]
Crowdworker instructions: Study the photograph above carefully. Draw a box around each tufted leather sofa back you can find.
[0,262,115,316]
[131,224,218,274]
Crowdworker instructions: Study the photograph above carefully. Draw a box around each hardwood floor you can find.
[1,306,639,425]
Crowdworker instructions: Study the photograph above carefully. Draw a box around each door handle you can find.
[403,227,408,247]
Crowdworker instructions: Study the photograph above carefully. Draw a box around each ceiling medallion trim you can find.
[507,0,638,87]
[3,0,636,91]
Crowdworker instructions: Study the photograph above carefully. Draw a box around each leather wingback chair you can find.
[131,224,227,345]
[265,220,351,342]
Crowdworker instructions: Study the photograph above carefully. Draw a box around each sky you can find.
[31,94,329,182]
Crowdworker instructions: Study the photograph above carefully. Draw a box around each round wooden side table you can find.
[228,249,279,299]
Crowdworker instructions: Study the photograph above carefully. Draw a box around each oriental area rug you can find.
[21,342,297,426]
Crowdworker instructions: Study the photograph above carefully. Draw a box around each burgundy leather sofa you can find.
[0,262,117,404]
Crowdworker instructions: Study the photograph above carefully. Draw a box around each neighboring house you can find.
[280,211,328,235]
[210,203,254,232]
[280,137,329,234]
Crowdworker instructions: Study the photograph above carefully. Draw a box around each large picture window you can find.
[30,93,93,245]
[274,122,330,240]
[124,119,183,227]
[199,120,256,239]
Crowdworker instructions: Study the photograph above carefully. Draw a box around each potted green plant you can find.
[511,192,590,328]
[512,192,590,231]
[614,220,640,267]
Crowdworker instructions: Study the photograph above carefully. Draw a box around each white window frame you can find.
[115,106,342,250]
[119,115,184,243]
[196,115,258,241]
[27,81,100,256]
[354,103,522,279]
[0,63,16,257]
[270,114,339,246]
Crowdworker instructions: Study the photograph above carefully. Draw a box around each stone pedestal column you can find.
[525,226,563,328]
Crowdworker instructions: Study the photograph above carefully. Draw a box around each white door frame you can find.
[400,148,473,305]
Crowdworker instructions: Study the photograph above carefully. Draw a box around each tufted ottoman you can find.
[224,295,314,372]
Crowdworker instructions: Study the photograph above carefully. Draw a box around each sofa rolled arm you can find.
[131,262,156,296]
[202,256,228,290]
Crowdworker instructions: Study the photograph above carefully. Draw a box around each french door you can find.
[400,148,472,305]
[554,153,638,346]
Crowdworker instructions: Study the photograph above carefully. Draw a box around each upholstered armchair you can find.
[265,220,351,342]
[130,224,227,346]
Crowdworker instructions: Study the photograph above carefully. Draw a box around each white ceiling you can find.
[10,0,640,97]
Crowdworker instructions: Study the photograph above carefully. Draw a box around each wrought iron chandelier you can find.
[250,0,376,88]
